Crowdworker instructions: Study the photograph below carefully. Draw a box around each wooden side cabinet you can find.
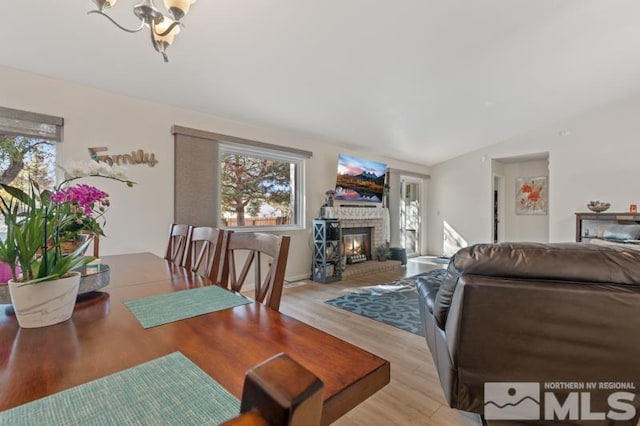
[575,212,640,242]
[312,219,342,283]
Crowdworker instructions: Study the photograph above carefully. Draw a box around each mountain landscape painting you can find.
[335,154,387,202]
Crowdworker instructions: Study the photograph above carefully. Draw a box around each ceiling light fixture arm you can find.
[154,20,182,37]
[87,10,145,33]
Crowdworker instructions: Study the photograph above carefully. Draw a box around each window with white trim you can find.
[219,143,305,230]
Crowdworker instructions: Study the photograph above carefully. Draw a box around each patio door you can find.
[400,177,422,257]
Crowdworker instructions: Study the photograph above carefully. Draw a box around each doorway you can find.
[491,153,549,243]
[400,177,422,257]
[492,175,505,243]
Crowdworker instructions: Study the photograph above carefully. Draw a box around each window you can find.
[172,126,312,230]
[0,107,63,239]
[0,107,62,193]
[219,143,305,230]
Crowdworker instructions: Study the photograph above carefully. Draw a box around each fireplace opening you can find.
[342,227,372,264]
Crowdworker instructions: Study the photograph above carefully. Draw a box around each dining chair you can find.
[164,224,192,265]
[82,231,100,258]
[221,232,291,311]
[91,234,100,258]
[221,352,324,426]
[182,226,225,283]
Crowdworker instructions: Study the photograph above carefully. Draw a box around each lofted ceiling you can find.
[2,1,640,166]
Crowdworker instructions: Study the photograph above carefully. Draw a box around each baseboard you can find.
[286,273,311,282]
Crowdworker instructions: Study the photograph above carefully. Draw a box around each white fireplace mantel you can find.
[321,207,390,243]
[321,207,386,220]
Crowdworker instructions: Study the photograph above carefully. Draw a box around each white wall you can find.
[428,91,640,255]
[503,159,549,242]
[0,66,429,280]
[429,153,489,256]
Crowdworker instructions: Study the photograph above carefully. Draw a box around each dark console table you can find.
[575,212,640,242]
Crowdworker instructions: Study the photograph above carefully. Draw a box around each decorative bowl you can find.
[0,264,110,305]
[587,202,610,213]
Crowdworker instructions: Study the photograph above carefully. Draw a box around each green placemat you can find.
[0,352,239,426]
[124,285,252,328]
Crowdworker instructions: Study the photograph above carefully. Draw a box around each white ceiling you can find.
[2,1,640,166]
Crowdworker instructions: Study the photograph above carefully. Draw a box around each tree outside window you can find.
[219,147,303,229]
[0,135,56,191]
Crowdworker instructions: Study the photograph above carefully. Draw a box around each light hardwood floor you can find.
[278,260,482,426]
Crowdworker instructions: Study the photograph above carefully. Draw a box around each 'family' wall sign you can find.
[88,147,158,167]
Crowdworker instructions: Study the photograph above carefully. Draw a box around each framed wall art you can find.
[516,176,547,215]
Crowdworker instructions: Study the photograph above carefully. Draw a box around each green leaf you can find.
[0,184,32,206]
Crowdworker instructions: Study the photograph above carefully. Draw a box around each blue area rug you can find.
[325,269,446,336]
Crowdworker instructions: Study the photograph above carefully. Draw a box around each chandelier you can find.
[88,0,197,62]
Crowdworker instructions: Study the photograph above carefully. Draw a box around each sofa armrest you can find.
[416,276,441,314]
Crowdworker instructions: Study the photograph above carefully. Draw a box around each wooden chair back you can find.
[82,231,100,258]
[220,353,324,426]
[221,232,290,311]
[183,226,225,283]
[164,224,192,265]
[91,234,99,258]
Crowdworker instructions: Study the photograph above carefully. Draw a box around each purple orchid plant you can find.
[0,161,134,284]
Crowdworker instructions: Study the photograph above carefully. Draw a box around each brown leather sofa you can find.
[417,242,640,425]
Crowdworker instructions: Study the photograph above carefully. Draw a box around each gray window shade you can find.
[0,107,63,141]
[171,125,312,159]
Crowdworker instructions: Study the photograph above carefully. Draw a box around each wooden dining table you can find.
[0,252,390,425]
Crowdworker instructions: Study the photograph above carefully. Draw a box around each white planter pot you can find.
[8,272,81,328]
